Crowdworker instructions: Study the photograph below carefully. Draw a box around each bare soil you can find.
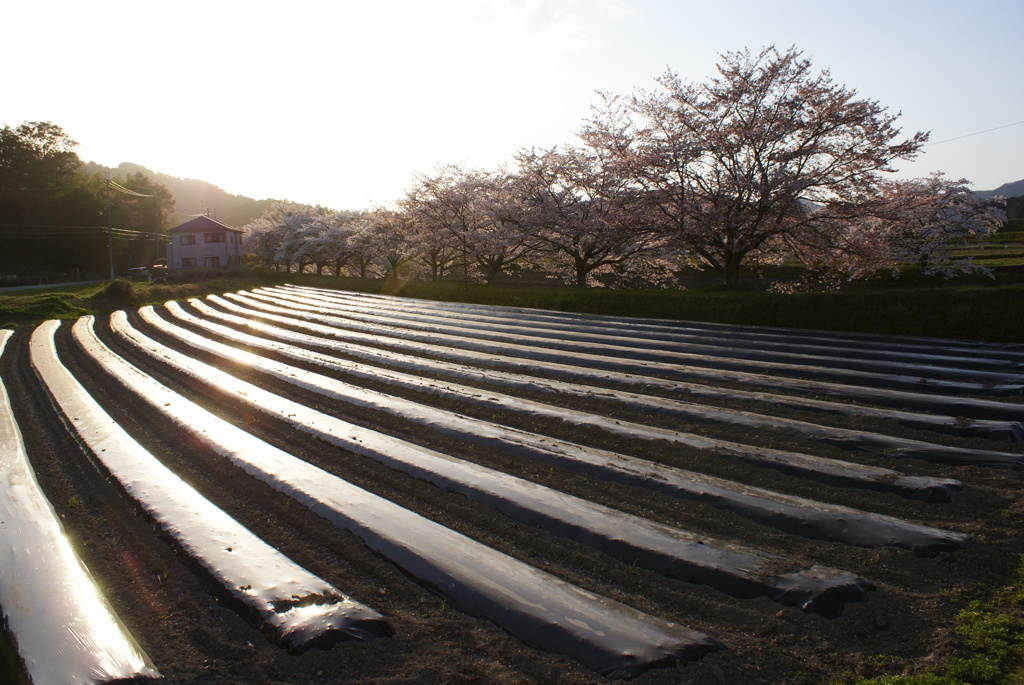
[3,297,1024,685]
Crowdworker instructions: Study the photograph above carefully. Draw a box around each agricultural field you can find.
[960,231,1024,268]
[2,285,1024,684]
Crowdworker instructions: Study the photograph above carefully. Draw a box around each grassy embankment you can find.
[0,274,286,330]
[6,262,1023,343]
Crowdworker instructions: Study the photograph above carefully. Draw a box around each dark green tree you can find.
[1004,195,1023,221]
[108,172,175,233]
[0,121,109,278]
[0,121,178,278]
[104,172,176,271]
[0,121,84,225]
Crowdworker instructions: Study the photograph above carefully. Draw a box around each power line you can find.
[0,222,170,238]
[0,178,162,196]
[0,232,109,238]
[923,119,1024,147]
[0,223,171,241]
[0,222,111,230]
[0,232,172,241]
[0,233,171,241]
[109,180,157,197]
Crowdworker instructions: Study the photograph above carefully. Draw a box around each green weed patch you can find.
[0,291,92,328]
[835,556,1024,685]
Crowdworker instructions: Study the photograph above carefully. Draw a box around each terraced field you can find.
[2,285,1023,684]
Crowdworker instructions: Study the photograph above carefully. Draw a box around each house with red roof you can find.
[166,215,243,270]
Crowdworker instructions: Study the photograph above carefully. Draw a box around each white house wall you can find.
[168,231,242,270]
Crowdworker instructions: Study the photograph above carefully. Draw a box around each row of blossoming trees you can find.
[242,47,1005,288]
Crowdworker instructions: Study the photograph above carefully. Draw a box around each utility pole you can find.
[106,174,114,280]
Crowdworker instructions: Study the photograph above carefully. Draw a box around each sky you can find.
[4,0,1023,211]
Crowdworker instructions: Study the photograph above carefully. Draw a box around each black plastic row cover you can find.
[180,298,999,485]
[203,294,1023,444]
[223,291,1024,421]
[137,306,970,558]
[267,286,1024,386]
[31,320,392,654]
[769,566,874,618]
[280,284,1024,367]
[97,312,722,678]
[245,287,1023,397]
[0,329,160,684]
[110,311,871,615]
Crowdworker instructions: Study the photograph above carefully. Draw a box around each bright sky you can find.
[5,0,1022,210]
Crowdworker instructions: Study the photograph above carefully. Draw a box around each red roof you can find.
[168,216,240,233]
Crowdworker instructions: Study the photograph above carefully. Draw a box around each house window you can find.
[181,257,197,268]
[205,256,220,267]
[204,232,225,243]
[180,234,196,245]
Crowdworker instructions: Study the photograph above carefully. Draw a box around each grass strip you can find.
[3,273,1024,343]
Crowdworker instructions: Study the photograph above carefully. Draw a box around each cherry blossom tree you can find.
[514,145,656,286]
[344,217,380,279]
[852,174,1005,278]
[362,209,416,279]
[405,215,460,282]
[765,173,1006,280]
[583,45,930,281]
[269,204,328,273]
[471,173,539,284]
[241,214,282,269]
[402,164,492,281]
[300,217,349,275]
[241,206,313,272]
[242,203,351,273]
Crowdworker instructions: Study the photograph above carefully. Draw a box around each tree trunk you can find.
[575,265,588,287]
[724,250,746,283]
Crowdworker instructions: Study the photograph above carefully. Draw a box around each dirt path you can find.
[3,287,1024,684]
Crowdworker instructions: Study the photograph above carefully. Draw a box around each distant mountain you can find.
[975,178,1024,200]
[82,162,1024,225]
[82,161,278,228]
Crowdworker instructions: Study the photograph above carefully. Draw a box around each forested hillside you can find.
[1,123,176,282]
[82,161,279,227]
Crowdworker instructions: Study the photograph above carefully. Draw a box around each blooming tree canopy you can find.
[583,45,931,280]
[514,146,657,286]
[242,203,357,274]
[236,46,1005,290]
[470,172,538,285]
[849,174,1005,278]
